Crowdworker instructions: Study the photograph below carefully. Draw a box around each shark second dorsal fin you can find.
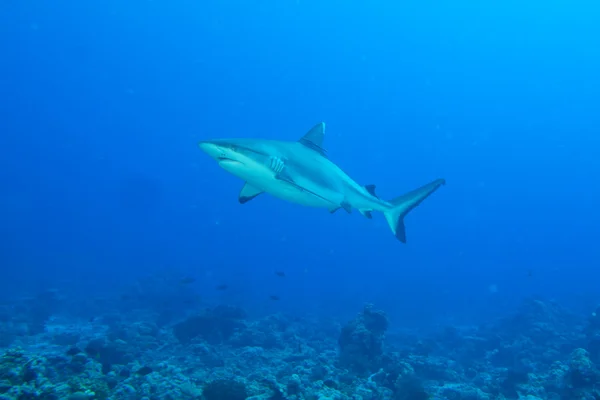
[365,184,378,198]
[298,122,326,156]
[238,182,264,204]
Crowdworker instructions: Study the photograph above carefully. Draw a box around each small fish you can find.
[269,295,280,301]
[275,271,286,277]
[527,269,533,277]
[179,277,196,285]
[216,284,228,291]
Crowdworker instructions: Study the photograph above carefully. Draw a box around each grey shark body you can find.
[198,122,445,243]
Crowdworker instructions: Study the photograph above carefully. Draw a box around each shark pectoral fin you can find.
[238,182,264,204]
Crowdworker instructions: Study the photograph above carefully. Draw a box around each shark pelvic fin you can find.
[238,182,264,204]
[298,122,326,156]
[328,200,352,214]
[340,200,352,214]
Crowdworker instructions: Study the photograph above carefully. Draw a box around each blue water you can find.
[1,0,599,329]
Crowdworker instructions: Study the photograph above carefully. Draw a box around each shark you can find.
[198,122,445,243]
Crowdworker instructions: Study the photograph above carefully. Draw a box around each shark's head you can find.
[198,139,255,166]
[198,139,272,181]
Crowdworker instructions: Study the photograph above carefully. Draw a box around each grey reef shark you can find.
[198,122,445,243]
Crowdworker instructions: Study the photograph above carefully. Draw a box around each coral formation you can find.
[338,304,389,374]
[2,293,600,400]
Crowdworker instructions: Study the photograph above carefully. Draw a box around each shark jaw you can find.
[198,123,446,243]
[199,140,256,177]
[217,158,243,167]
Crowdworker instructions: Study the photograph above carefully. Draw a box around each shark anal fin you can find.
[238,182,264,204]
[360,210,373,219]
[365,184,378,198]
[299,122,327,157]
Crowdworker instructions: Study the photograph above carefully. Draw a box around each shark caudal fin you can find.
[383,179,446,243]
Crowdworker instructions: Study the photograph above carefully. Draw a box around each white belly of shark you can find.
[218,159,334,208]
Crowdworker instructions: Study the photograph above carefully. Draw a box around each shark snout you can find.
[198,140,245,167]
[198,140,236,162]
[198,141,222,158]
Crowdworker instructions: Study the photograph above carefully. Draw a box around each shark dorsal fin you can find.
[298,122,326,156]
[365,184,378,198]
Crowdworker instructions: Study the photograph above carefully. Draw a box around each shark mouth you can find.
[217,157,243,166]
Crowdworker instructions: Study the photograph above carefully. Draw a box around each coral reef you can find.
[2,292,600,400]
[338,304,389,374]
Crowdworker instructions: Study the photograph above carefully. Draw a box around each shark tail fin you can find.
[383,178,446,243]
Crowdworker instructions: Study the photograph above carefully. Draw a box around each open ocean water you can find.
[1,0,599,399]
